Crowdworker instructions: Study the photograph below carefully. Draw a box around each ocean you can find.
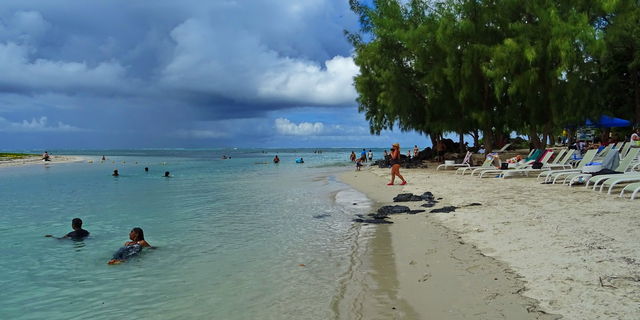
[0,149,383,320]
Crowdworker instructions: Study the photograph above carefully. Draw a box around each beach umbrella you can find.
[584,115,632,128]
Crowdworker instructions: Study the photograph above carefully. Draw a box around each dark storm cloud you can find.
[0,1,425,149]
[0,1,359,115]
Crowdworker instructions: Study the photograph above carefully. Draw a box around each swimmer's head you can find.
[164,171,170,177]
[130,227,144,241]
[71,218,83,230]
[144,167,149,172]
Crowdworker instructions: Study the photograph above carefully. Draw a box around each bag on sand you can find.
[532,162,543,169]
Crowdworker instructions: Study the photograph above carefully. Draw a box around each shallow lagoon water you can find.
[0,149,376,320]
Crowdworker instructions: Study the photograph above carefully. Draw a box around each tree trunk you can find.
[635,69,640,126]
[482,128,494,155]
[529,127,543,149]
[601,128,610,144]
[458,131,465,153]
[429,134,438,155]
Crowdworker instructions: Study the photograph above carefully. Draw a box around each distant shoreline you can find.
[0,155,86,169]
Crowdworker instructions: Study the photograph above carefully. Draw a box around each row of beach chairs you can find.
[443,142,640,200]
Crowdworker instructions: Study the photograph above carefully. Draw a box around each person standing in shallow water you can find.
[388,143,407,186]
[44,218,90,240]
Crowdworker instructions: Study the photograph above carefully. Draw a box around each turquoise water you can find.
[0,149,378,320]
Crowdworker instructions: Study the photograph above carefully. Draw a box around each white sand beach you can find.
[0,155,86,168]
[341,165,640,319]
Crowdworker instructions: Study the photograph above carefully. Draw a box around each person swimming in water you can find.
[108,227,151,265]
[164,171,170,177]
[273,155,280,163]
[44,218,90,240]
[112,169,119,176]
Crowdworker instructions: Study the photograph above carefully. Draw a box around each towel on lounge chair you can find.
[600,149,619,171]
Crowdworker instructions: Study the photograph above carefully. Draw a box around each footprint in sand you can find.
[418,273,432,283]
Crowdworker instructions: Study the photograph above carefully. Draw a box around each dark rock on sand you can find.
[421,202,436,208]
[420,192,434,200]
[408,210,426,214]
[377,205,411,215]
[368,212,391,219]
[430,206,459,213]
[393,193,424,202]
[352,218,393,224]
[312,214,331,219]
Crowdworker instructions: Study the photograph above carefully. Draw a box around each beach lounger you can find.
[470,149,543,177]
[619,142,631,158]
[437,151,472,170]
[489,151,555,179]
[598,173,640,194]
[455,157,493,175]
[491,143,511,153]
[544,149,575,169]
[595,143,613,159]
[567,148,640,186]
[539,149,598,184]
[619,182,640,200]
[541,149,574,170]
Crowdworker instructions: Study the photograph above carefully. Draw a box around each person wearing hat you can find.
[388,143,407,186]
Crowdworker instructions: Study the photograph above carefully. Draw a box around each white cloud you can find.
[0,116,83,132]
[257,55,358,105]
[0,42,130,94]
[160,18,358,105]
[275,117,324,136]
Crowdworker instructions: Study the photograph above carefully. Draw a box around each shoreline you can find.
[0,155,87,169]
[340,164,640,319]
[339,167,559,319]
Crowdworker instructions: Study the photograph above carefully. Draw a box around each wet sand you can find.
[339,168,560,319]
[340,164,640,319]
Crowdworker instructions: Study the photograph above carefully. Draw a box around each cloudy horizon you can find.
[0,1,428,150]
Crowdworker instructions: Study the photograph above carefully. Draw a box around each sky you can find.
[0,0,427,150]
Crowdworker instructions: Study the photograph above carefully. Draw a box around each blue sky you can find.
[0,0,428,149]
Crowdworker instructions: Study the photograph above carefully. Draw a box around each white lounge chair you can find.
[619,182,640,200]
[491,143,511,153]
[490,151,555,178]
[543,149,574,169]
[619,142,631,158]
[437,151,472,170]
[598,173,640,194]
[567,148,640,186]
[538,149,598,184]
[456,157,493,175]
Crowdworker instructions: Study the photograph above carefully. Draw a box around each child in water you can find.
[108,227,151,265]
[44,218,90,240]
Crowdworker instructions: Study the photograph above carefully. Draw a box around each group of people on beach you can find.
[350,144,407,185]
[45,218,151,265]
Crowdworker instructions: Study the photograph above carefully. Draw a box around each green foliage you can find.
[349,0,640,150]
[0,153,37,160]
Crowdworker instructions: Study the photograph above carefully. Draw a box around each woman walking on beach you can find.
[388,143,407,186]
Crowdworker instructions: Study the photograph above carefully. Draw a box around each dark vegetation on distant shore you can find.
[0,153,37,160]
[348,0,640,152]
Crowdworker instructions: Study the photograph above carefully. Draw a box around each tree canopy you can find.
[348,0,640,152]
